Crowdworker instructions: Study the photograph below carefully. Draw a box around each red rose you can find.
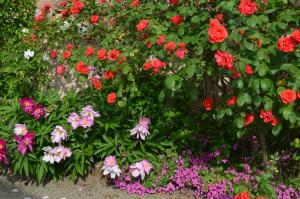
[143,62,153,71]
[35,15,44,23]
[91,77,102,91]
[107,49,120,61]
[215,50,235,70]
[50,50,58,58]
[97,48,106,60]
[260,109,273,123]
[291,29,300,43]
[70,6,80,15]
[271,117,279,126]
[76,61,89,75]
[157,35,166,45]
[214,14,224,23]
[136,19,149,32]
[105,70,115,80]
[67,43,74,50]
[164,41,177,54]
[279,89,297,104]
[61,10,69,17]
[60,1,67,7]
[152,58,166,73]
[245,64,254,75]
[131,0,139,7]
[203,97,214,111]
[297,90,300,99]
[169,0,179,5]
[256,39,263,47]
[175,48,186,59]
[170,15,182,25]
[143,34,148,40]
[179,42,186,48]
[146,41,152,49]
[56,65,66,76]
[90,15,99,25]
[231,68,241,79]
[63,50,72,59]
[208,19,228,43]
[277,36,297,52]
[227,96,236,107]
[239,0,257,16]
[244,114,254,127]
[107,92,117,104]
[85,47,94,56]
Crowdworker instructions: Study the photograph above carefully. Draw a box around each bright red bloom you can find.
[297,90,300,99]
[235,192,250,199]
[70,0,84,15]
[239,0,257,16]
[291,29,300,43]
[90,15,99,25]
[208,19,228,43]
[165,41,177,54]
[215,50,235,70]
[50,50,58,58]
[76,61,89,75]
[105,70,115,80]
[277,36,297,52]
[152,58,166,73]
[227,96,236,106]
[61,10,68,17]
[107,49,120,61]
[67,43,74,50]
[60,0,67,7]
[175,48,186,59]
[157,35,166,45]
[107,92,117,104]
[136,19,149,32]
[271,117,279,126]
[260,109,274,123]
[131,0,139,7]
[279,89,297,104]
[244,114,254,127]
[91,77,102,91]
[97,48,106,60]
[256,39,263,47]
[35,15,44,23]
[214,14,224,23]
[170,15,182,25]
[245,64,254,75]
[56,65,66,76]
[143,34,148,40]
[143,62,153,71]
[169,0,179,5]
[63,50,72,59]
[146,41,152,49]
[231,68,241,79]
[203,97,214,111]
[85,47,94,56]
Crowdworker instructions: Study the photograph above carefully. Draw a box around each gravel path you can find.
[0,170,194,199]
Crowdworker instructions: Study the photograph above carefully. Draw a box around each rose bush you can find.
[0,0,300,198]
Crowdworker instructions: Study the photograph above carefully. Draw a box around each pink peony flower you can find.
[102,156,122,179]
[15,132,35,156]
[131,117,151,140]
[130,160,152,180]
[51,125,68,144]
[68,112,81,129]
[79,116,94,128]
[20,98,35,113]
[80,105,100,119]
[138,117,151,129]
[30,104,46,120]
[42,146,72,164]
[14,124,28,136]
[0,139,8,164]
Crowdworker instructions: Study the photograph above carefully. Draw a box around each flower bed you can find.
[0,0,300,198]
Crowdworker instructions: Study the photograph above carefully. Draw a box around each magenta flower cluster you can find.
[0,139,8,164]
[20,97,45,120]
[13,124,35,156]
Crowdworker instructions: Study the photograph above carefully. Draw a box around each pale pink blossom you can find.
[67,112,80,129]
[14,124,28,136]
[102,156,121,179]
[51,125,68,144]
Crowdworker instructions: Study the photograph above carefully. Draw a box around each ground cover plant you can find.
[0,0,299,198]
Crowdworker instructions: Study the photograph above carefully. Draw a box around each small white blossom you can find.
[24,50,35,59]
[22,28,29,33]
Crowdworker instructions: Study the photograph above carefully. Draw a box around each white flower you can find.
[14,124,28,136]
[42,147,55,164]
[129,162,146,179]
[80,105,100,119]
[51,125,68,144]
[24,50,35,59]
[101,156,121,179]
[130,125,150,140]
[42,53,50,61]
[22,28,29,33]
[60,21,70,31]
[42,146,72,164]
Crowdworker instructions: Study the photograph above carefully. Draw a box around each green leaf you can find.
[165,75,182,91]
[234,117,245,129]
[272,124,282,136]
[246,15,258,27]
[258,63,269,77]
